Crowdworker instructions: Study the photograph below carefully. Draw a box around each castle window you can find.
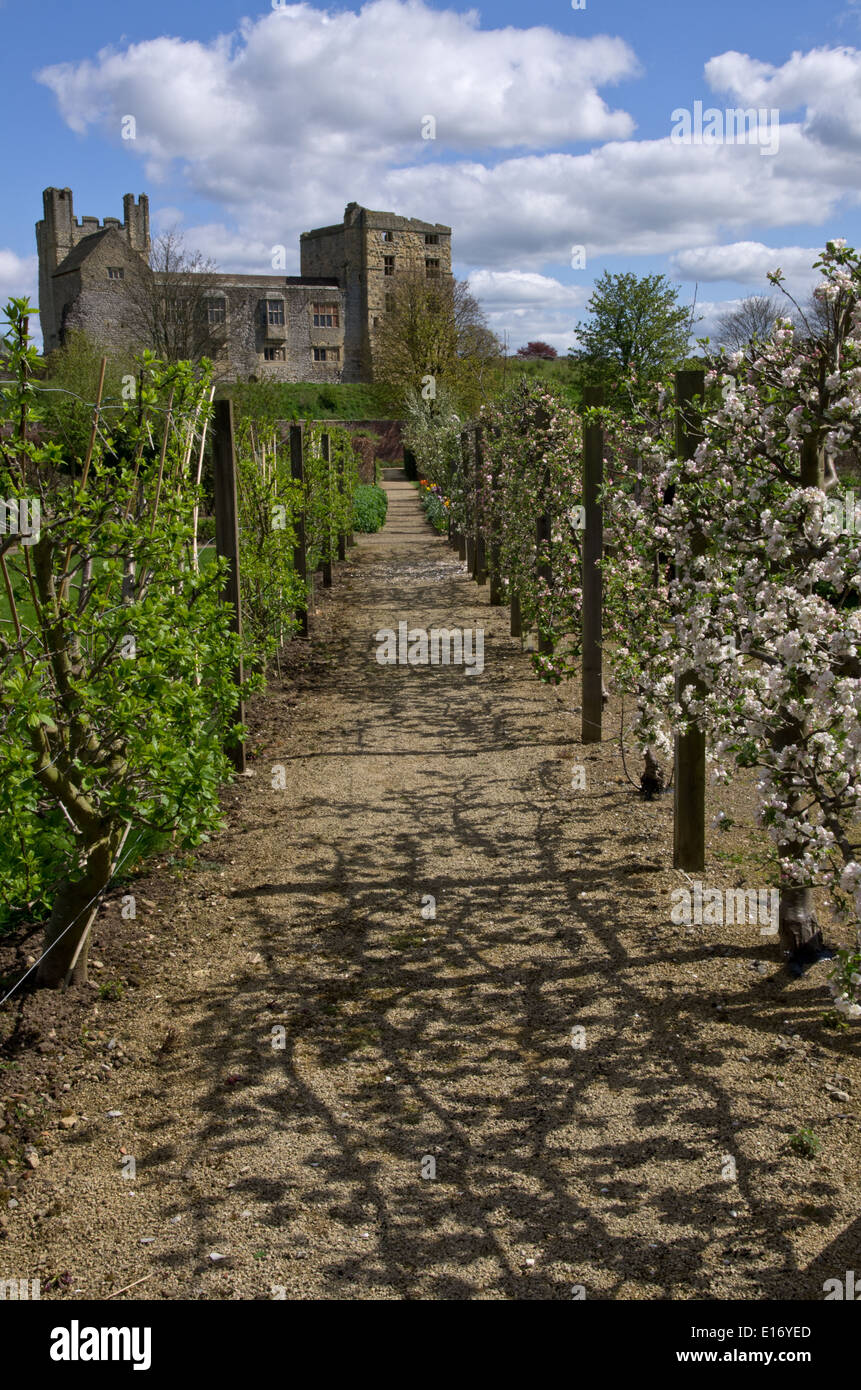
[425,234,439,245]
[107,267,125,280]
[313,347,340,363]
[385,293,395,313]
[207,298,226,325]
[382,230,394,242]
[425,258,440,278]
[263,346,286,361]
[267,299,285,326]
[312,303,339,328]
[383,256,395,277]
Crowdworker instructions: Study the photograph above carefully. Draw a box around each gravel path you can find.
[3,471,860,1301]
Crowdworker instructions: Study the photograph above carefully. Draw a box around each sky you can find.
[3,0,861,353]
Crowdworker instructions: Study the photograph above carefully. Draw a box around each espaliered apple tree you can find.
[0,300,243,988]
[600,242,861,991]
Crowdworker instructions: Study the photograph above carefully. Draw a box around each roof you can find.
[51,227,139,277]
[301,204,451,239]
[188,274,340,289]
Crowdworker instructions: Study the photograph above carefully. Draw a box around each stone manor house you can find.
[36,187,453,383]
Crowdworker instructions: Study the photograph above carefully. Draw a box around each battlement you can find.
[37,187,151,352]
[37,188,151,271]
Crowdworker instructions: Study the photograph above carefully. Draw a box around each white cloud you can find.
[0,253,41,348]
[670,241,825,284]
[33,9,861,296]
[465,269,587,353]
[38,1,639,171]
[706,45,861,152]
[0,251,38,305]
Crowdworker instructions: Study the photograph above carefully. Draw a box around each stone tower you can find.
[36,188,150,352]
[300,203,452,382]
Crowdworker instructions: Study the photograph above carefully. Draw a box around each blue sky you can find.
[3,0,861,351]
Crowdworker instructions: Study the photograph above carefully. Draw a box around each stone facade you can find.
[194,276,345,383]
[36,188,150,355]
[300,201,452,381]
[37,190,451,384]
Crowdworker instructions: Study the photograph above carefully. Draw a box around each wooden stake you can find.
[212,399,246,773]
[536,472,552,656]
[474,425,488,585]
[581,386,604,743]
[321,432,333,586]
[673,369,706,870]
[290,424,309,636]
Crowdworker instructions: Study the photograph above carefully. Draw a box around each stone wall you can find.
[37,188,150,353]
[300,222,365,382]
[301,204,451,384]
[204,277,345,383]
[60,230,151,352]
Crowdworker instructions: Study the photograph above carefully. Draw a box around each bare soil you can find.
[0,473,859,1301]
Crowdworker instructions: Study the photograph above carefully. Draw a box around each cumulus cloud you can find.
[38,1,639,173]
[706,45,861,151]
[0,252,41,347]
[32,8,861,303]
[386,126,860,268]
[669,241,825,284]
[0,251,38,304]
[465,269,588,353]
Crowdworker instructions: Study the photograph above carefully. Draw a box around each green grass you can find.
[225,381,393,420]
[0,544,218,634]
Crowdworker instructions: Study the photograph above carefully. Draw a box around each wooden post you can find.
[510,591,521,638]
[673,369,706,870]
[581,386,604,743]
[536,470,552,656]
[451,440,465,554]
[336,438,347,560]
[290,423,309,637]
[489,431,504,604]
[461,431,475,572]
[474,425,488,585]
[320,431,333,587]
[212,399,246,772]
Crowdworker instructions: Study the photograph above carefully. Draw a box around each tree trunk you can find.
[778,881,822,960]
[36,826,125,989]
[640,746,665,800]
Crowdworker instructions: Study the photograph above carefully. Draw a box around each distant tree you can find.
[125,227,224,366]
[373,269,501,413]
[713,295,784,351]
[40,332,137,467]
[516,341,557,359]
[570,271,694,390]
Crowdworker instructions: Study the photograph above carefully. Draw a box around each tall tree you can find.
[713,294,784,351]
[373,269,501,413]
[571,271,694,388]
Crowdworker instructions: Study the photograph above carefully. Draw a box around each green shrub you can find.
[353,484,388,532]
